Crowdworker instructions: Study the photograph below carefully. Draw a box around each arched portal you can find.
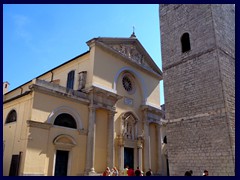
[116,111,142,171]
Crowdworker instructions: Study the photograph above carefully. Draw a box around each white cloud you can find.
[12,14,32,42]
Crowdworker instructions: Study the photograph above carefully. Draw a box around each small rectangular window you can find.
[67,71,75,89]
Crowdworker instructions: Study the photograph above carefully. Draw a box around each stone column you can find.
[107,110,115,168]
[137,138,143,170]
[143,121,151,172]
[84,106,96,175]
[118,136,124,173]
[157,124,163,175]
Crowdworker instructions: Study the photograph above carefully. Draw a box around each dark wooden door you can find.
[9,153,21,176]
[124,147,134,169]
[54,150,69,176]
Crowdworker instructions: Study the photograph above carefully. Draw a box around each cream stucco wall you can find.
[94,109,108,173]
[31,91,89,128]
[93,45,160,106]
[3,94,33,176]
[3,82,32,102]
[38,53,91,90]
[21,90,90,175]
[23,125,87,175]
[24,127,49,175]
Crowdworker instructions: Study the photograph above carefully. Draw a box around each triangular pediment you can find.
[87,37,162,79]
[108,43,150,68]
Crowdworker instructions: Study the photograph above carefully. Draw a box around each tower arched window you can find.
[163,136,167,144]
[6,110,17,124]
[54,113,77,129]
[67,70,75,89]
[181,33,191,53]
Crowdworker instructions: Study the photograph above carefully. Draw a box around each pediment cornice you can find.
[87,37,163,80]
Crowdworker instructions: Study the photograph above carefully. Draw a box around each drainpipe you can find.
[20,87,23,95]
[50,71,54,82]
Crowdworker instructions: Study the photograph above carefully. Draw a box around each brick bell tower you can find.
[160,4,235,176]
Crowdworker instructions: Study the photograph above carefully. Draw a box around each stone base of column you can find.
[84,169,97,176]
[153,172,163,176]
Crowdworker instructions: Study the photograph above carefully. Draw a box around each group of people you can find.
[103,167,209,176]
[184,170,209,176]
[102,165,153,176]
[102,167,119,176]
[123,166,153,176]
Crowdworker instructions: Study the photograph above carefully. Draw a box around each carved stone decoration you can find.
[138,129,144,139]
[117,135,125,146]
[109,44,147,66]
[78,71,87,90]
[121,112,137,140]
[137,137,143,149]
[53,134,77,150]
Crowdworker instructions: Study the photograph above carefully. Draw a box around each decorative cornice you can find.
[29,79,89,105]
[141,104,164,115]
[141,105,164,124]
[86,85,122,111]
[96,42,163,80]
[78,129,88,135]
[53,134,77,150]
[3,91,31,104]
[92,82,117,94]
[160,119,168,126]
[27,120,53,130]
[87,38,163,80]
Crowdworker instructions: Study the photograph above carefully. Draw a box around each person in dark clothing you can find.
[184,171,192,176]
[203,170,208,176]
[146,169,152,176]
[135,167,141,176]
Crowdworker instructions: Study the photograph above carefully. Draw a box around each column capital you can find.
[137,138,143,149]
[108,110,117,116]
[88,105,96,111]
[117,135,125,147]
[156,123,162,128]
[144,120,149,125]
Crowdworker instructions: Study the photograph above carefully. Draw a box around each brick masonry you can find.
[160,4,235,176]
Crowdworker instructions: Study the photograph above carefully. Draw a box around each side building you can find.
[3,34,167,176]
[160,4,235,176]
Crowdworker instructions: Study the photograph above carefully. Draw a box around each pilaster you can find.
[143,114,150,171]
[157,124,163,175]
[84,105,96,175]
[117,135,125,172]
[137,137,143,170]
[107,110,116,168]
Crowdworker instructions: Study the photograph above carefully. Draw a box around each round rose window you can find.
[122,76,133,92]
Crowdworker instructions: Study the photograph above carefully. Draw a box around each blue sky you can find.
[3,4,164,105]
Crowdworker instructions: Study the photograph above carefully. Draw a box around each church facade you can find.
[3,35,167,176]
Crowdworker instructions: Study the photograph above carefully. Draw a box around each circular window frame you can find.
[122,73,135,94]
